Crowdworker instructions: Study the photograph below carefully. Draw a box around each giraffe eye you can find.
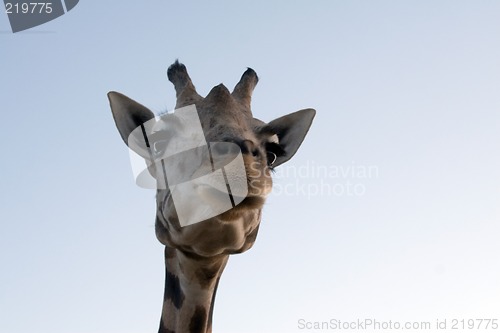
[153,139,168,156]
[267,151,277,166]
[265,141,285,167]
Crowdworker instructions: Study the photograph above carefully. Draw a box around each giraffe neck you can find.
[159,247,229,333]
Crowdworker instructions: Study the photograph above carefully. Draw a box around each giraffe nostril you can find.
[210,142,240,157]
[213,142,230,155]
[210,142,241,170]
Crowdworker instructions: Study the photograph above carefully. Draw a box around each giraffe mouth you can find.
[197,183,265,211]
[234,195,265,209]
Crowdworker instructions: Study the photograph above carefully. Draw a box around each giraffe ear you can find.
[108,91,156,151]
[265,108,316,167]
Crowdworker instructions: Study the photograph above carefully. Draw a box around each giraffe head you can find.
[109,61,315,257]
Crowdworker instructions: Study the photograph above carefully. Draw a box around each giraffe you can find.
[108,61,315,333]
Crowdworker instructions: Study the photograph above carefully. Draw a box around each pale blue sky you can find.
[1,1,499,332]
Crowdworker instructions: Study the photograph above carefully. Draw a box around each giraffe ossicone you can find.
[109,61,315,333]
